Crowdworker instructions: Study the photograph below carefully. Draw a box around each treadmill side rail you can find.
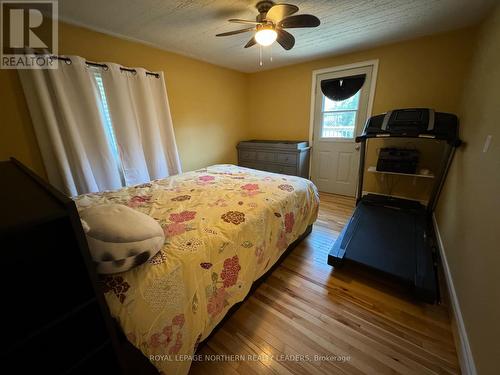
[414,220,439,303]
[328,222,348,266]
[328,204,364,266]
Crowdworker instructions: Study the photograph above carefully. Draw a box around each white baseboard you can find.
[432,214,477,375]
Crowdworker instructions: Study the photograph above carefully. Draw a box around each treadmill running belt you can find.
[344,202,421,280]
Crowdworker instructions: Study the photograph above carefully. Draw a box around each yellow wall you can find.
[0,22,249,177]
[247,28,477,140]
[247,27,477,201]
[0,24,478,183]
[436,6,500,374]
[0,23,478,186]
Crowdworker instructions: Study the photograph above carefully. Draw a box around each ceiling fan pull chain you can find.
[270,44,273,62]
[259,45,263,66]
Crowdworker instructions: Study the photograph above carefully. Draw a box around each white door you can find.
[311,65,375,196]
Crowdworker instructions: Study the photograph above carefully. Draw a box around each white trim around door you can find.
[308,60,379,195]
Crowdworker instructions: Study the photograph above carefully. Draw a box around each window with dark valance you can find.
[320,74,366,101]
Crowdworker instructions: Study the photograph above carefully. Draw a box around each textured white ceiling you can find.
[59,0,496,72]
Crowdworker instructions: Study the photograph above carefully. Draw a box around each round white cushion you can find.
[80,204,164,274]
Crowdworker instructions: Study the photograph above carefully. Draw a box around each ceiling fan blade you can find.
[276,29,295,50]
[265,4,299,23]
[278,14,320,29]
[216,27,255,37]
[228,18,261,25]
[244,37,257,48]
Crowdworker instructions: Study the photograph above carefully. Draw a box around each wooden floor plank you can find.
[190,193,459,374]
[256,284,457,374]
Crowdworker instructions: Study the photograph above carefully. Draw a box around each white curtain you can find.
[99,63,181,185]
[19,55,181,196]
[19,56,123,196]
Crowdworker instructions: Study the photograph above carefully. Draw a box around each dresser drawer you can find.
[268,165,297,176]
[256,151,276,162]
[276,153,297,165]
[239,150,257,161]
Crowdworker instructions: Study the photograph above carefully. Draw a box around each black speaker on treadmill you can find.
[376,148,419,174]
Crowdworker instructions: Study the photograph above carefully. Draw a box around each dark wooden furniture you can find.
[237,140,311,178]
[0,159,124,374]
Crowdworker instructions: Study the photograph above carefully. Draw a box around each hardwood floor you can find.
[190,192,459,375]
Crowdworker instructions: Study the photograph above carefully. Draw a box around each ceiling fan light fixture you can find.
[217,2,320,54]
[255,26,277,46]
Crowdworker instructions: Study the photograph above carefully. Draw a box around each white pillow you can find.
[80,204,164,274]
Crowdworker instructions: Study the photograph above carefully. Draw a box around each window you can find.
[93,70,126,185]
[320,90,360,139]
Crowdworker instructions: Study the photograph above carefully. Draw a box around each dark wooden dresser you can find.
[0,159,124,374]
[237,140,311,178]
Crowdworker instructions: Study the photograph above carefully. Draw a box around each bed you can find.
[74,164,319,374]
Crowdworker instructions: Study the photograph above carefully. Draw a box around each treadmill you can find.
[328,108,461,303]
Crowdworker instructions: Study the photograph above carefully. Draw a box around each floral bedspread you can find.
[74,164,319,374]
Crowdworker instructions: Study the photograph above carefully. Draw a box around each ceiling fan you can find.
[215,1,320,51]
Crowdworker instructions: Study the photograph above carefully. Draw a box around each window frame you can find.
[319,91,361,140]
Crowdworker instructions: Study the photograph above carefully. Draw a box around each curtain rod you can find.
[50,55,160,78]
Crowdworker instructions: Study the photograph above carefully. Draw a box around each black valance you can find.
[321,74,366,101]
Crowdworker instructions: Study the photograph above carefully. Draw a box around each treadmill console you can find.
[359,108,460,144]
